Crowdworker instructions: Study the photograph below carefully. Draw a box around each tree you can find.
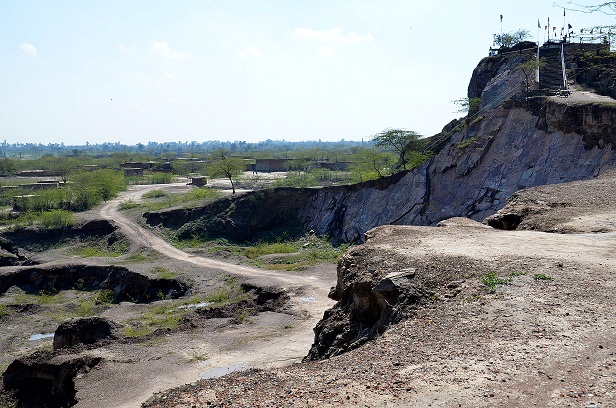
[519,57,548,92]
[207,151,246,194]
[349,147,395,182]
[493,29,531,48]
[372,128,423,170]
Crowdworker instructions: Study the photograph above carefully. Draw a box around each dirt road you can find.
[72,184,336,408]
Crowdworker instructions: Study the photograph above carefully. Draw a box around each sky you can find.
[1,1,614,146]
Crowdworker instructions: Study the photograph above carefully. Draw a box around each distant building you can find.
[188,176,207,187]
[123,168,144,177]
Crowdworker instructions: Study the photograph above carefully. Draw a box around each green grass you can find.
[119,199,139,210]
[509,271,526,277]
[94,289,115,305]
[142,189,167,199]
[123,252,149,262]
[142,187,220,211]
[75,298,96,317]
[455,137,476,149]
[37,290,64,305]
[179,233,349,271]
[0,304,10,319]
[481,272,511,292]
[71,238,128,258]
[40,210,77,229]
[533,273,554,281]
[152,267,176,279]
[243,242,297,259]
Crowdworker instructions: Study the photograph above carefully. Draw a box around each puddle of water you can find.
[177,301,211,310]
[201,363,248,379]
[300,296,316,302]
[29,333,54,341]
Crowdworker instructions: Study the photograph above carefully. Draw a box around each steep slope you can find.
[299,94,616,242]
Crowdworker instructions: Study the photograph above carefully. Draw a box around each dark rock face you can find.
[0,264,189,303]
[0,236,34,267]
[2,351,101,408]
[53,317,122,350]
[145,187,316,242]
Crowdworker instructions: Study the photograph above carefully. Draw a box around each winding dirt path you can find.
[73,184,336,408]
[99,184,323,287]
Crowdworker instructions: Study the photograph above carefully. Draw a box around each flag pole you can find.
[537,19,541,83]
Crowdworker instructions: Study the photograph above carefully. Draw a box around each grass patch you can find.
[119,199,139,210]
[142,189,167,199]
[123,251,149,262]
[152,267,176,279]
[243,242,297,259]
[184,233,349,271]
[143,187,220,211]
[455,137,476,149]
[94,289,115,305]
[71,238,128,258]
[509,271,526,276]
[75,298,96,317]
[0,304,10,319]
[533,273,554,281]
[37,290,64,305]
[481,272,511,292]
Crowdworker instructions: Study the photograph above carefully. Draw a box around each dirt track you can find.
[73,184,336,408]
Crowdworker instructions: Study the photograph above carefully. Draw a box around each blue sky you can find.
[1,1,614,145]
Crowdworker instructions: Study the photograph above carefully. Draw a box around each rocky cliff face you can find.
[145,46,616,246]
[299,94,616,242]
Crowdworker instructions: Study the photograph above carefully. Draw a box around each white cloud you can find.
[19,42,38,57]
[293,27,373,44]
[164,72,178,82]
[237,46,262,59]
[119,44,138,52]
[317,45,335,56]
[150,41,190,60]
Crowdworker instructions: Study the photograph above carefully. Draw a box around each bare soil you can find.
[0,181,336,408]
[142,173,616,407]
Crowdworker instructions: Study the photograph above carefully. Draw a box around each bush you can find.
[150,172,174,184]
[142,189,167,199]
[40,210,76,229]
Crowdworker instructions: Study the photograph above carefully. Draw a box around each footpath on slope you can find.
[143,174,616,408]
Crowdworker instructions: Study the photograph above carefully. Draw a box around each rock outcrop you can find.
[53,317,122,351]
[305,218,489,360]
[2,351,101,407]
[0,264,189,302]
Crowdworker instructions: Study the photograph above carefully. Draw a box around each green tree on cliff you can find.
[493,29,531,48]
[372,128,423,170]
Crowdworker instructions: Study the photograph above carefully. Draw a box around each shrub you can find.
[142,189,167,199]
[150,172,174,184]
[40,209,77,229]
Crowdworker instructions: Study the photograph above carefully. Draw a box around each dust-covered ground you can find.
[143,172,616,407]
[0,181,337,408]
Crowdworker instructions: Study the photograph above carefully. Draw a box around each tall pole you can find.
[537,20,541,83]
[563,8,566,42]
